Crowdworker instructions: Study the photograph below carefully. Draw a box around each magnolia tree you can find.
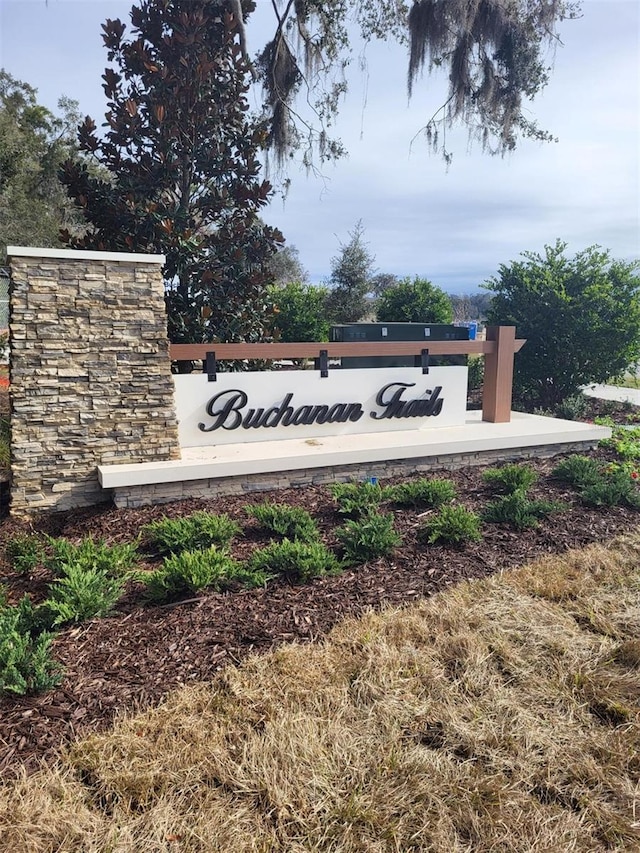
[61,0,283,349]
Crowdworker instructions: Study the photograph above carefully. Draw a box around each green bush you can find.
[335,512,401,564]
[579,470,640,509]
[483,490,566,530]
[551,455,602,488]
[467,356,484,392]
[331,481,384,517]
[376,276,453,324]
[0,416,9,471]
[600,425,640,462]
[419,505,482,546]
[0,596,62,695]
[245,502,320,543]
[385,478,456,509]
[247,538,341,583]
[5,533,44,574]
[482,463,537,495]
[554,393,588,421]
[43,564,126,626]
[142,512,240,556]
[45,536,138,577]
[143,547,261,602]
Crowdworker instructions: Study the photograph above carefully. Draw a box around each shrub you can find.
[600,425,640,462]
[0,415,9,470]
[247,539,341,583]
[419,505,482,546]
[5,533,44,574]
[331,481,384,517]
[335,512,401,564]
[385,478,456,509]
[467,356,484,392]
[245,502,320,543]
[142,512,240,556]
[482,463,537,495]
[0,597,62,695]
[483,490,566,530]
[376,276,453,324]
[579,470,640,509]
[45,536,138,578]
[43,564,126,626]
[143,547,260,602]
[551,455,602,488]
[554,393,588,421]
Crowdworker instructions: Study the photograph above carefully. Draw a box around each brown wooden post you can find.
[482,325,516,423]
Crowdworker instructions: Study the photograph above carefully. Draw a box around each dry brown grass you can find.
[1,533,640,852]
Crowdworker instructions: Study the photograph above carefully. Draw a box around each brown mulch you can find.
[1,391,639,780]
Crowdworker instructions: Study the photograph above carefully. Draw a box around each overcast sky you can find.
[1,0,638,291]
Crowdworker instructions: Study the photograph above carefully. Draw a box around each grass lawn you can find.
[1,533,639,851]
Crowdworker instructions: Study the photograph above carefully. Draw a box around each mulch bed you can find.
[1,392,639,780]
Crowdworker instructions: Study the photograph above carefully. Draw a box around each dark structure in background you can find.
[330,323,469,369]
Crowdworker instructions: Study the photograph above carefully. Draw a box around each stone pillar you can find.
[7,247,180,515]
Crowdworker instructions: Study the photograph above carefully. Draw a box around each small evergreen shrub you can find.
[43,564,126,626]
[482,463,537,495]
[5,533,44,574]
[247,538,341,583]
[579,470,640,509]
[335,512,401,564]
[554,393,588,421]
[385,478,456,508]
[245,502,320,542]
[483,490,566,530]
[551,455,602,488]
[45,536,138,578]
[142,512,240,555]
[419,505,482,546]
[143,547,260,602]
[467,356,484,392]
[0,597,62,695]
[330,481,384,517]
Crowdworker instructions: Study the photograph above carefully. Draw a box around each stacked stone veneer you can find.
[8,249,180,514]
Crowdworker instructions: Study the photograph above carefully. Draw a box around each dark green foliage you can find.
[376,276,453,324]
[552,455,602,488]
[247,539,341,583]
[579,471,640,510]
[5,534,44,574]
[483,490,566,530]
[419,505,482,546]
[325,222,375,324]
[331,481,384,517]
[43,565,127,626]
[485,241,640,411]
[142,512,240,556]
[245,502,320,543]
[0,597,62,696]
[143,547,260,602]
[385,478,456,509]
[0,411,9,471]
[59,0,283,347]
[482,464,537,495]
[467,356,484,392]
[45,536,138,578]
[335,512,401,564]
[268,282,329,343]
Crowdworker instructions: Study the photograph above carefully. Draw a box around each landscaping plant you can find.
[551,455,602,488]
[247,539,341,584]
[483,490,566,531]
[482,463,537,495]
[43,564,127,626]
[0,596,62,695]
[335,511,401,564]
[4,533,44,574]
[579,469,640,509]
[245,502,320,543]
[330,481,384,517]
[385,477,456,508]
[142,512,240,556]
[419,504,482,546]
[143,547,262,603]
[45,536,138,578]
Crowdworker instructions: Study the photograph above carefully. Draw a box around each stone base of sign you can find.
[99,411,611,509]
